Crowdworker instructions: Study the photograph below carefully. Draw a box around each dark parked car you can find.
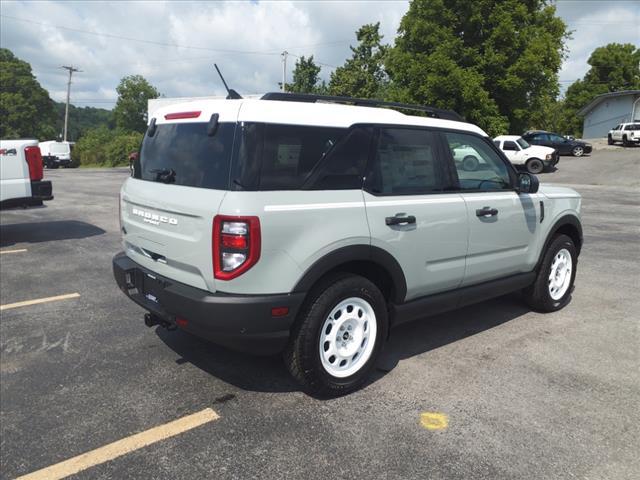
[522,130,592,157]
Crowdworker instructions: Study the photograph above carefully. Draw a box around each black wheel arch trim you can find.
[537,214,583,270]
[292,245,408,303]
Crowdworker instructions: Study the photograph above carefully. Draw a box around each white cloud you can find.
[1,0,637,107]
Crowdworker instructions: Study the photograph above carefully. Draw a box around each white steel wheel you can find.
[548,248,573,300]
[319,297,378,378]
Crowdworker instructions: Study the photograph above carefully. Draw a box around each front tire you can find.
[284,273,388,396]
[523,234,577,312]
[607,135,613,145]
[526,158,544,174]
[572,146,584,157]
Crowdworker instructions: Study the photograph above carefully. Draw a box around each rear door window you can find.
[135,122,235,190]
[259,124,346,190]
[304,126,373,190]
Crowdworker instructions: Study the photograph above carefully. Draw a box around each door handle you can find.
[385,214,416,226]
[476,206,498,217]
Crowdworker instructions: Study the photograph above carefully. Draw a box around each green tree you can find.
[385,0,568,136]
[113,75,160,133]
[54,102,114,142]
[72,126,142,167]
[287,56,325,94]
[0,48,56,139]
[329,23,388,99]
[560,43,640,136]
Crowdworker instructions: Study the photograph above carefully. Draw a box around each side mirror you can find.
[518,172,539,194]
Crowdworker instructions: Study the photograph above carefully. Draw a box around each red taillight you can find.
[164,111,201,120]
[213,215,261,280]
[24,146,43,181]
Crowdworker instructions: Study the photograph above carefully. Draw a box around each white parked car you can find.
[608,123,640,147]
[493,135,558,174]
[0,139,53,209]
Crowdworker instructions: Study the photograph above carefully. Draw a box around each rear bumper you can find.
[0,181,53,209]
[31,180,53,200]
[112,252,305,355]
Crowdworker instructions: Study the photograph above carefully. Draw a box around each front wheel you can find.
[462,155,479,171]
[572,146,584,157]
[526,158,544,174]
[607,135,613,145]
[284,273,388,396]
[523,234,577,312]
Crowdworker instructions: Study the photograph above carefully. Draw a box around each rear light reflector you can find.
[176,317,188,328]
[164,111,201,120]
[213,215,261,280]
[24,146,43,181]
[271,307,289,317]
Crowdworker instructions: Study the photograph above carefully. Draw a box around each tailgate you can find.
[121,178,225,292]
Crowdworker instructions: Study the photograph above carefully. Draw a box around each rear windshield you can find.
[135,122,234,190]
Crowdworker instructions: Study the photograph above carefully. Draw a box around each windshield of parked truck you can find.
[50,143,70,155]
[516,138,530,149]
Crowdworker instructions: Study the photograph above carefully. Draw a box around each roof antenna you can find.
[214,64,242,99]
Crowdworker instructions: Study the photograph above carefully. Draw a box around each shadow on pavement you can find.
[0,220,106,247]
[156,292,531,395]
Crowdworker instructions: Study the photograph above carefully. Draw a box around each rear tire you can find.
[526,158,544,174]
[523,234,577,313]
[284,273,388,397]
[622,135,629,147]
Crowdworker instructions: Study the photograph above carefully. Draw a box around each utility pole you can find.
[281,51,288,92]
[61,65,81,142]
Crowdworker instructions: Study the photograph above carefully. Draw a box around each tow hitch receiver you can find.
[144,312,177,331]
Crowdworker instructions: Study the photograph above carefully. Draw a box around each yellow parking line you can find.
[0,248,27,255]
[420,412,449,430]
[0,293,80,311]
[16,408,220,480]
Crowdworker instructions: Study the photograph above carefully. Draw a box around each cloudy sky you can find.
[1,0,638,109]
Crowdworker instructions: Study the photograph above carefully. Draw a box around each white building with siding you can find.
[577,90,640,139]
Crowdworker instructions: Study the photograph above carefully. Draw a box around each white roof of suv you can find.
[152,98,488,137]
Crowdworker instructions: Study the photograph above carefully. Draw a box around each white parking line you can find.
[16,408,220,480]
[0,293,80,311]
[0,248,27,255]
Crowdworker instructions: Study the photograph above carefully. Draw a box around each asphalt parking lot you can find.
[1,148,638,479]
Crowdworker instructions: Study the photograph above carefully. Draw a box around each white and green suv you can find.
[113,93,582,396]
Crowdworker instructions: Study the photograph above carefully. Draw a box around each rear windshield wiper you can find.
[150,168,176,184]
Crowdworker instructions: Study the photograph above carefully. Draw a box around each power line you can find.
[0,14,352,56]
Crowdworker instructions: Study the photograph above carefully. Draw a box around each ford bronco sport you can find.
[113,92,582,396]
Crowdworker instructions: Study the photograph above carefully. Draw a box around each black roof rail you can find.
[260,92,464,122]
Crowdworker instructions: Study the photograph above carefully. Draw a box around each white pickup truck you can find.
[608,122,640,146]
[0,139,53,209]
